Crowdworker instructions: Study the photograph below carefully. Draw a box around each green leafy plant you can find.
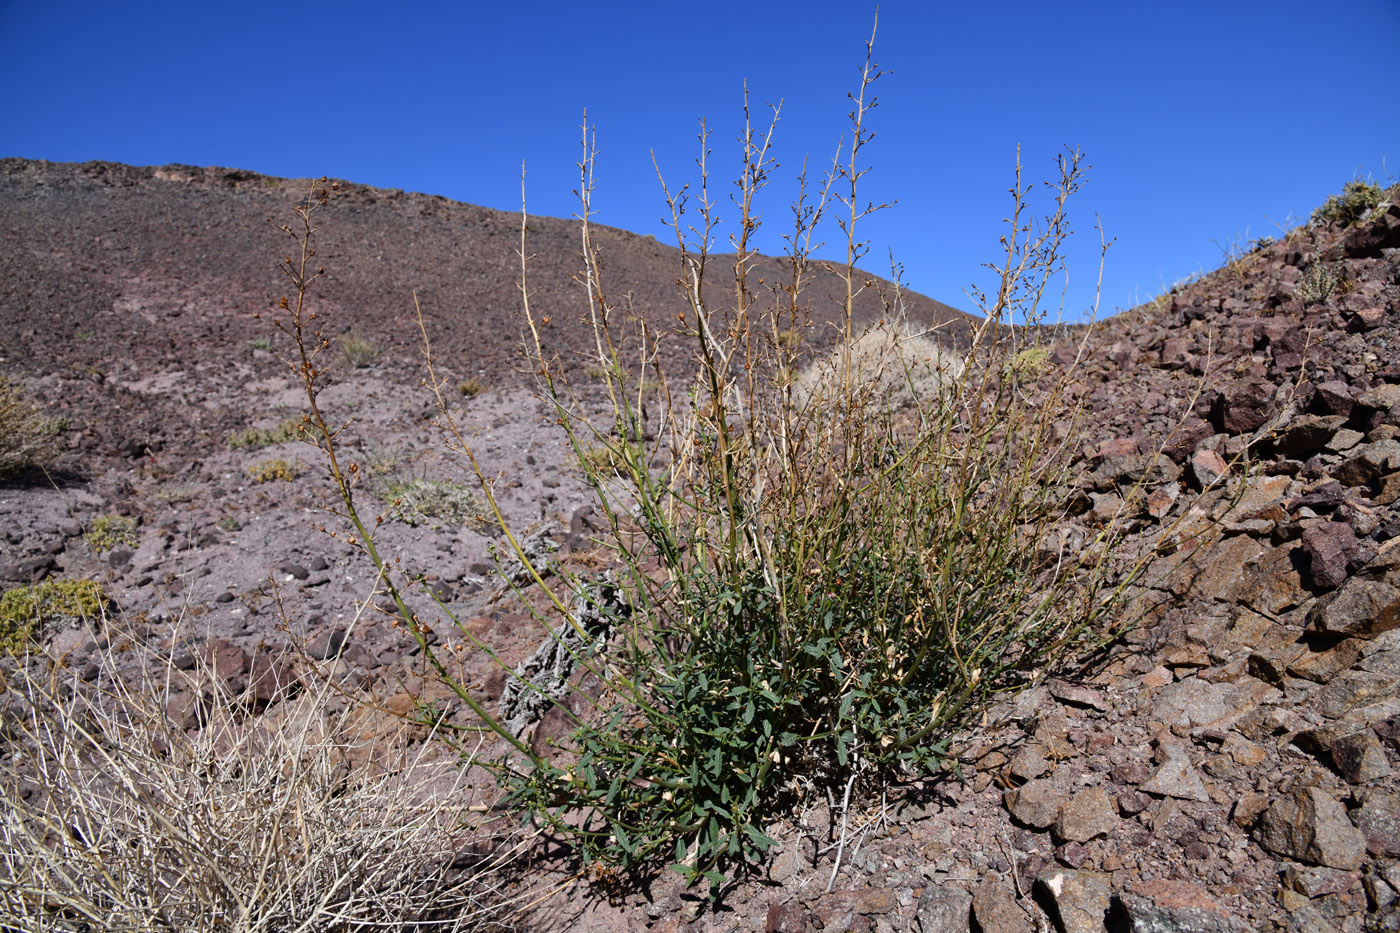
[270,26,1141,893]
[227,418,300,449]
[0,579,108,654]
[248,458,301,483]
[0,380,64,476]
[1311,178,1386,226]
[85,515,139,553]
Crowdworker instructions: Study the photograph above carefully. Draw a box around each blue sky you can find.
[2,0,1397,322]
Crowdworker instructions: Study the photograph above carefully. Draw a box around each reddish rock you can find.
[1313,380,1358,417]
[1209,381,1277,434]
[1301,521,1360,590]
[1331,730,1391,783]
[1190,448,1229,488]
[1120,879,1248,933]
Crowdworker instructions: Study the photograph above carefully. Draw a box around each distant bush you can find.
[248,458,301,483]
[458,377,486,397]
[339,328,381,368]
[227,418,300,449]
[0,380,64,475]
[1312,179,1385,226]
[377,477,494,531]
[0,579,107,654]
[85,515,139,553]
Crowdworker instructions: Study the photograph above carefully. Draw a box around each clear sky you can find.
[3,0,1397,322]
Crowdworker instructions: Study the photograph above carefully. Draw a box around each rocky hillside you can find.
[2,162,1400,932]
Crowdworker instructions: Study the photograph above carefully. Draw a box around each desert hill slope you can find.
[2,163,1400,932]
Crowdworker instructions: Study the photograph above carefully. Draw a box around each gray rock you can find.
[1007,745,1049,782]
[1309,578,1400,639]
[1313,670,1400,719]
[1139,756,1211,802]
[1352,789,1400,856]
[1117,879,1248,933]
[1254,785,1367,869]
[1148,676,1278,732]
[1331,731,1391,783]
[1004,778,1069,830]
[914,884,973,933]
[1035,868,1110,933]
[1054,786,1119,842]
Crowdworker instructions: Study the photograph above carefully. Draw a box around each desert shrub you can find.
[376,476,495,531]
[0,380,63,476]
[227,417,300,449]
[1312,178,1386,226]
[248,457,301,483]
[272,30,1137,892]
[1298,258,1340,306]
[339,327,381,368]
[0,579,107,655]
[791,321,963,410]
[0,629,506,930]
[458,377,486,397]
[84,514,139,553]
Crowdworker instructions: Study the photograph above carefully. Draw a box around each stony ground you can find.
[3,161,1400,931]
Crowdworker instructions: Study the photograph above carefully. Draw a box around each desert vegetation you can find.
[7,20,1398,933]
[249,20,1146,896]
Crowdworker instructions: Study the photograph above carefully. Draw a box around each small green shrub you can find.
[227,418,300,449]
[0,579,108,654]
[1312,179,1385,226]
[339,328,381,368]
[85,515,139,553]
[1298,258,1340,307]
[458,377,486,397]
[250,336,273,351]
[377,477,494,530]
[1006,345,1051,378]
[248,458,301,483]
[0,381,64,476]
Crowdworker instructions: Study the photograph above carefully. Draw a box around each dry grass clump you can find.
[0,626,510,931]
[791,320,963,410]
[0,380,63,476]
[339,327,381,369]
[248,457,301,483]
[227,418,300,450]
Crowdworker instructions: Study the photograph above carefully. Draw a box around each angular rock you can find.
[764,902,805,933]
[1008,745,1049,782]
[1352,789,1400,856]
[1004,778,1070,830]
[1313,380,1358,418]
[1273,414,1348,458]
[1054,786,1118,842]
[1035,868,1110,933]
[1139,755,1211,802]
[1148,676,1278,732]
[1179,534,1264,602]
[971,879,1031,933]
[1210,381,1277,434]
[1301,521,1359,590]
[1331,731,1391,783]
[1312,670,1400,719]
[1253,785,1367,869]
[1283,863,1360,898]
[914,884,973,933]
[1190,448,1229,489]
[1288,637,1364,684]
[1118,878,1248,933]
[1309,577,1400,639]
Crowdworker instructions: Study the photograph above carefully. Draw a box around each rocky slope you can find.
[2,161,1400,932]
